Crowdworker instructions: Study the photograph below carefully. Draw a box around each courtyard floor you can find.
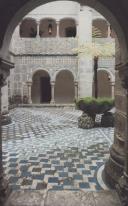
[2,107,114,192]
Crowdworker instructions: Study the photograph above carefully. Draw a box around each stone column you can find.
[56,20,60,38]
[78,6,93,98]
[26,81,32,104]
[116,64,128,206]
[0,58,14,205]
[104,63,127,186]
[1,84,8,113]
[36,21,40,37]
[74,81,78,100]
[110,81,115,98]
[104,37,125,188]
[51,81,55,104]
[76,22,79,37]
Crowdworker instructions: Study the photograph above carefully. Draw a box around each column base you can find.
[116,175,128,206]
[104,146,124,188]
[50,100,55,104]
[0,175,10,206]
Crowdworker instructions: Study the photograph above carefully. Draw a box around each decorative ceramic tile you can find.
[2,108,114,191]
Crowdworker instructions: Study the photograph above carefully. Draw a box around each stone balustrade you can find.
[10,37,78,55]
[10,37,115,68]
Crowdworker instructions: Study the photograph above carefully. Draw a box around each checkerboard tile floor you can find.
[2,108,114,192]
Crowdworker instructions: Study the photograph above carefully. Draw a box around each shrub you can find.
[76,97,114,115]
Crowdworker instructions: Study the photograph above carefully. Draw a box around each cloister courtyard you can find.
[1,0,128,205]
[2,107,114,192]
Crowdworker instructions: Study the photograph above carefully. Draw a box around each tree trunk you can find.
[94,56,98,98]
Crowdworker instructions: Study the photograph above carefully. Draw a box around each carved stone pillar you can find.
[36,21,40,38]
[56,21,60,38]
[0,58,14,205]
[74,81,78,100]
[76,22,79,37]
[26,81,32,104]
[104,64,126,187]
[110,81,115,98]
[116,63,128,206]
[78,6,93,98]
[104,62,128,206]
[51,81,55,104]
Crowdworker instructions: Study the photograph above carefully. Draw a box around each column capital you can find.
[36,20,40,25]
[74,81,78,86]
[118,62,128,89]
[26,81,32,87]
[51,81,55,86]
[76,21,79,26]
[110,81,115,86]
[56,20,60,25]
[80,5,92,12]
[0,74,6,88]
[106,21,111,26]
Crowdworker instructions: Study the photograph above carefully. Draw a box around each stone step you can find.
[5,190,121,206]
[18,104,75,108]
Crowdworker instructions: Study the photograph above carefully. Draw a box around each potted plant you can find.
[76,97,114,128]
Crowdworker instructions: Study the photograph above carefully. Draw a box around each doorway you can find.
[40,76,51,103]
[31,70,51,103]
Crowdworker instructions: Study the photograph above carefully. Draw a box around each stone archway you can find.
[1,0,128,205]
[92,69,114,98]
[55,70,75,103]
[31,70,51,103]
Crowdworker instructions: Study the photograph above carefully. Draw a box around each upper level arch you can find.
[31,68,51,81]
[54,68,76,82]
[59,18,77,37]
[20,18,37,38]
[92,18,108,38]
[98,68,115,82]
[39,18,57,37]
